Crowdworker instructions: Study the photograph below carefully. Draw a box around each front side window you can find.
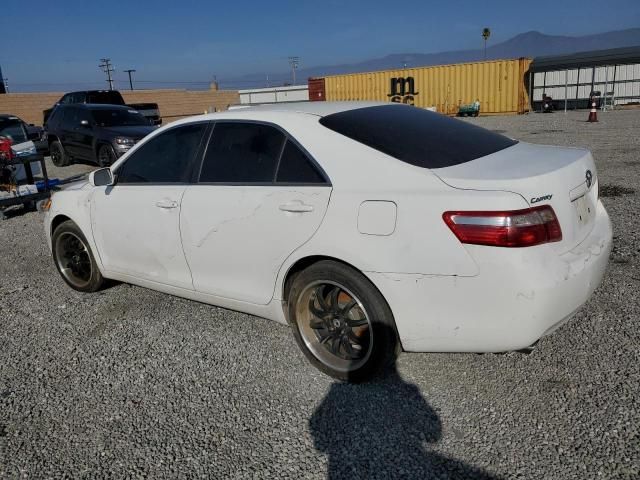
[199,123,285,183]
[69,107,90,125]
[117,123,207,184]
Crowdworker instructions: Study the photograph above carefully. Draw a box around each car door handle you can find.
[279,202,314,213]
[156,199,179,209]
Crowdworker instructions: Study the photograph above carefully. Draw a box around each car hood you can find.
[101,125,156,139]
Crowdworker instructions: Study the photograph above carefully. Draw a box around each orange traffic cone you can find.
[588,100,598,122]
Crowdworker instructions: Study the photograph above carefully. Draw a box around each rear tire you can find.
[97,144,116,167]
[52,220,104,292]
[50,140,70,167]
[287,260,400,382]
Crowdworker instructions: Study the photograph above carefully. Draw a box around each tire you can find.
[287,260,400,382]
[52,220,104,292]
[97,144,116,167]
[50,140,70,167]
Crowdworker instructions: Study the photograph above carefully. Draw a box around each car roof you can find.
[65,90,115,94]
[58,103,133,111]
[0,114,23,121]
[237,101,390,117]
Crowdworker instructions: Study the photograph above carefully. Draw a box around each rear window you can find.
[319,104,517,169]
[86,91,125,105]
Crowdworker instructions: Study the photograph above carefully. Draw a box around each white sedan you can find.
[44,102,612,382]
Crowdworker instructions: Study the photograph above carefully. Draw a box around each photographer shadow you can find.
[309,363,500,479]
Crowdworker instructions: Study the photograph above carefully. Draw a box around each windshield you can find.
[0,119,28,143]
[91,109,149,127]
[320,104,518,169]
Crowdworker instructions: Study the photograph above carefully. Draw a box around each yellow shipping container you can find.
[323,58,532,115]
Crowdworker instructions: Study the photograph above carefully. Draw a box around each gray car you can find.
[45,104,156,167]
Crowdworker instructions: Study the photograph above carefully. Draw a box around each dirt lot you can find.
[0,109,638,479]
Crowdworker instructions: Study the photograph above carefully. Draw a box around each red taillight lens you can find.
[0,136,13,162]
[443,206,562,247]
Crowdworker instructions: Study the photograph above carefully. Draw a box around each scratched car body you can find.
[44,102,613,381]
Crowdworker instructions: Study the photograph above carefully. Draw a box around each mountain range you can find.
[224,28,640,89]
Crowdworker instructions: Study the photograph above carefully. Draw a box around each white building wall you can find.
[238,85,309,105]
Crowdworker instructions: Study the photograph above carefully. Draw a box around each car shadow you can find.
[309,362,500,479]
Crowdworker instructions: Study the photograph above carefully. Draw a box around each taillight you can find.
[443,206,562,247]
[0,136,13,162]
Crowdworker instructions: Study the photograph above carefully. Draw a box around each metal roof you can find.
[530,46,640,72]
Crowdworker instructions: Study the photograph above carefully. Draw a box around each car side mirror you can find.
[89,168,114,187]
[27,131,40,140]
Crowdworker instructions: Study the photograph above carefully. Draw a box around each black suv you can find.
[45,104,156,167]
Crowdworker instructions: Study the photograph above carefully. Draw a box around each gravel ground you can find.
[0,109,638,479]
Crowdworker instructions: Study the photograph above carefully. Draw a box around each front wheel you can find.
[52,220,105,292]
[287,260,399,382]
[97,144,116,167]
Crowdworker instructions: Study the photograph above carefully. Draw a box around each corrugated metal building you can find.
[312,58,532,115]
[529,47,640,110]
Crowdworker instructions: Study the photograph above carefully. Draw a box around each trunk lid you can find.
[432,142,598,253]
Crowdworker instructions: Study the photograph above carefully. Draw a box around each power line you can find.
[99,58,115,90]
[288,56,299,85]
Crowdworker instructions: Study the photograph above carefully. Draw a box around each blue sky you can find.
[2,0,639,92]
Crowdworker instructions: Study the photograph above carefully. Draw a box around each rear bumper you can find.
[367,201,612,352]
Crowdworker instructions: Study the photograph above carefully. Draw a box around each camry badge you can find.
[586,170,593,189]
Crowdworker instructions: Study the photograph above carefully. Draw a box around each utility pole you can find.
[123,69,136,90]
[99,58,115,90]
[288,56,299,85]
[482,28,491,61]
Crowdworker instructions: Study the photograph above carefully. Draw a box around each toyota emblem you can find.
[586,170,593,189]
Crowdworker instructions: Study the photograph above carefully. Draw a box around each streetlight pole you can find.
[124,69,136,90]
[482,28,491,61]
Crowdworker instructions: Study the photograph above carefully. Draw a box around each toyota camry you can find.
[44,102,612,381]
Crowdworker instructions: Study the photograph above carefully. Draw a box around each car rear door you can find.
[90,122,208,289]
[59,107,81,156]
[179,121,332,305]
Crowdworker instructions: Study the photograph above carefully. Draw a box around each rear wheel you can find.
[287,260,399,382]
[50,140,70,167]
[52,220,104,292]
[97,144,116,167]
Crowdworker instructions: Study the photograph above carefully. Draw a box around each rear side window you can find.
[319,104,517,169]
[0,120,27,143]
[276,140,325,184]
[117,123,207,183]
[200,123,285,183]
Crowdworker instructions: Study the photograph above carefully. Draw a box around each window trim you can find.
[113,120,212,186]
[195,119,331,187]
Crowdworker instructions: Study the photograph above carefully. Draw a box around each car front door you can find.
[72,108,94,160]
[90,122,209,289]
[180,121,332,305]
